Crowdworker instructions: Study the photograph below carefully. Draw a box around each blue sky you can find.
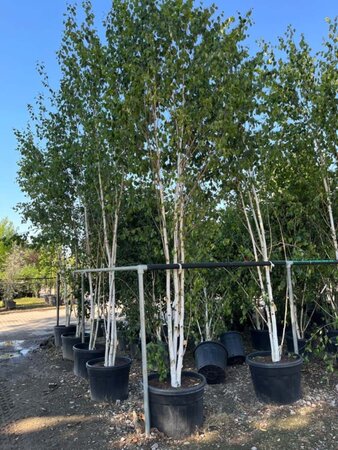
[0,0,337,234]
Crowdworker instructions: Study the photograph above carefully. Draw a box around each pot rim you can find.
[86,356,132,371]
[61,332,89,339]
[148,370,206,396]
[246,351,303,369]
[193,340,227,356]
[73,342,105,352]
[220,330,242,337]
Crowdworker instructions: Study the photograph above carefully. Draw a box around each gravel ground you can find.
[0,335,337,450]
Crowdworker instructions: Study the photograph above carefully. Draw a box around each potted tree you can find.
[241,184,302,404]
[45,3,135,401]
[113,0,255,436]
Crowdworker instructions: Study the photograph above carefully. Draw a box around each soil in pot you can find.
[61,333,89,361]
[246,351,303,404]
[86,356,132,402]
[73,342,105,379]
[220,331,245,365]
[54,324,76,347]
[148,371,206,438]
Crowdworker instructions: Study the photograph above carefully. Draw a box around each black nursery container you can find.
[148,371,206,438]
[61,333,89,361]
[193,341,227,384]
[220,331,245,364]
[286,333,309,355]
[73,342,105,379]
[86,356,132,402]
[54,324,76,347]
[250,329,271,351]
[246,351,303,404]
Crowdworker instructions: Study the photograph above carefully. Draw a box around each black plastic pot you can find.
[193,341,227,384]
[286,333,309,355]
[86,356,132,402]
[61,333,89,361]
[73,343,105,379]
[220,331,245,365]
[148,371,206,438]
[246,351,303,404]
[326,329,338,353]
[54,324,76,347]
[250,329,271,351]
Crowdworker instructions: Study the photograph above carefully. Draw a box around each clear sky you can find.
[0,0,336,235]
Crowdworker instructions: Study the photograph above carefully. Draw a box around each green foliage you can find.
[1,297,47,310]
[307,328,338,379]
[147,341,169,382]
[12,0,338,370]
[0,219,22,271]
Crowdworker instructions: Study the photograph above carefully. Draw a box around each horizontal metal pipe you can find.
[147,260,338,271]
[73,265,147,274]
[73,259,338,275]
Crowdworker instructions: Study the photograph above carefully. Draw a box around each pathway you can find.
[0,308,65,341]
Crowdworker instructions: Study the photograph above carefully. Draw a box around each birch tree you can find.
[107,0,252,385]
[56,1,141,361]
[259,21,337,331]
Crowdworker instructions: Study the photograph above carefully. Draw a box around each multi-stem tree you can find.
[107,0,254,385]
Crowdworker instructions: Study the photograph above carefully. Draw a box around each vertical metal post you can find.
[81,273,85,343]
[286,262,299,354]
[56,272,60,326]
[137,266,150,436]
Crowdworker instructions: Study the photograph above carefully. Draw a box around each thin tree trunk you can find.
[323,175,338,260]
[252,186,280,361]
[239,190,265,330]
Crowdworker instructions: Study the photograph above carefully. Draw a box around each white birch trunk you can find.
[176,181,185,385]
[152,145,181,385]
[64,280,71,326]
[252,186,280,362]
[323,175,338,260]
[239,190,265,330]
[204,288,211,341]
[151,145,186,386]
[84,205,96,350]
[98,164,120,367]
[316,141,338,323]
[315,140,338,260]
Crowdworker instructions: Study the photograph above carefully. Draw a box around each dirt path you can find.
[0,307,64,341]
[0,334,337,450]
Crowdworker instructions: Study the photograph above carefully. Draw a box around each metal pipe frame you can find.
[73,258,338,437]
